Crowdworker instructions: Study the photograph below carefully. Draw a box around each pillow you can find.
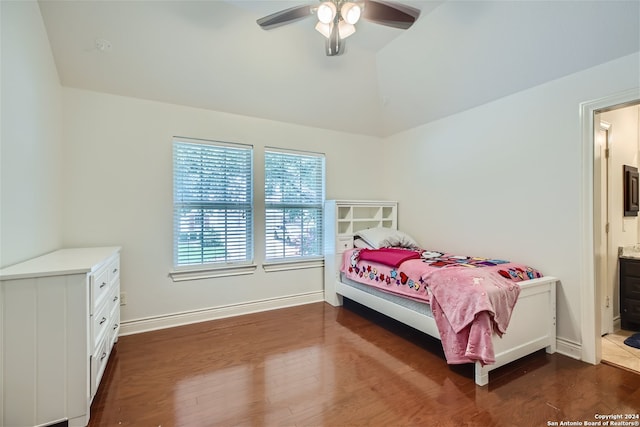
[353,238,373,249]
[355,227,420,250]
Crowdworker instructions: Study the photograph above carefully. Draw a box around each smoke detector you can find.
[95,38,112,52]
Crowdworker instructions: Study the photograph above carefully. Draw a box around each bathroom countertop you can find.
[619,244,640,259]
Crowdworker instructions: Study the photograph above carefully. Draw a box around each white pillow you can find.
[355,227,420,249]
[353,238,373,249]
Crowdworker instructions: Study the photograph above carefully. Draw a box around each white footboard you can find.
[333,276,557,386]
[474,276,557,385]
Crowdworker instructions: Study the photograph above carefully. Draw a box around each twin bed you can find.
[324,201,557,386]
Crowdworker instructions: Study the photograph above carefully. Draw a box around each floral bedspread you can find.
[340,248,543,365]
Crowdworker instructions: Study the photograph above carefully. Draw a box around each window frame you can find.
[263,147,325,270]
[170,137,256,281]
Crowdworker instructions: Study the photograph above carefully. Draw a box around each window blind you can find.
[173,138,253,267]
[265,149,325,260]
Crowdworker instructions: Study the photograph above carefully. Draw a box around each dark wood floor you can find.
[89,301,640,427]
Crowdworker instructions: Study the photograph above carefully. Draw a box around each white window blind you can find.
[173,138,253,267]
[265,149,325,261]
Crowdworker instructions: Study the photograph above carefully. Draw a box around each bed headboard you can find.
[323,200,398,306]
[324,200,398,253]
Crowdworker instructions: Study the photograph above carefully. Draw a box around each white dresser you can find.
[0,247,121,427]
[323,200,397,306]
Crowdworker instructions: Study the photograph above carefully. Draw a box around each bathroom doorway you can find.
[594,102,640,373]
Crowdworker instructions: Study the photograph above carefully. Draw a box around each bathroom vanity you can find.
[619,248,640,330]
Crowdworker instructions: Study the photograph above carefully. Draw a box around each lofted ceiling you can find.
[38,0,640,137]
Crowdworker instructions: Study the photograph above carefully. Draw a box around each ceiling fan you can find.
[256,0,420,56]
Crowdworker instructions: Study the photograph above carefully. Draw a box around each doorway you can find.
[579,88,639,368]
[591,98,640,373]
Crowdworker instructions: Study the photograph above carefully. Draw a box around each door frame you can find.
[580,87,640,364]
[594,119,613,336]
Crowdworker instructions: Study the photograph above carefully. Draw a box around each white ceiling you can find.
[38,0,640,137]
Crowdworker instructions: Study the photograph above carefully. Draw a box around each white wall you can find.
[0,1,63,268]
[381,53,640,349]
[61,88,386,326]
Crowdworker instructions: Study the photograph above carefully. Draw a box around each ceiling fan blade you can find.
[256,4,314,30]
[325,21,343,56]
[362,0,420,30]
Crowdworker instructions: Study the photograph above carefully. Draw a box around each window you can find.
[265,148,325,261]
[173,138,253,268]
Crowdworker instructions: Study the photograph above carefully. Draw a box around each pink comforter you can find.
[341,248,541,365]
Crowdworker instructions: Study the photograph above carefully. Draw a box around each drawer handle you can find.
[99,317,107,325]
[113,268,118,274]
[113,323,119,330]
[100,281,107,289]
[113,295,119,302]
[100,352,107,361]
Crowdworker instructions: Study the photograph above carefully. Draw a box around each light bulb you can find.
[317,2,337,24]
[338,21,356,39]
[340,2,361,25]
[315,21,332,39]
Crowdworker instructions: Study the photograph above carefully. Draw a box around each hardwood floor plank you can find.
[89,302,640,427]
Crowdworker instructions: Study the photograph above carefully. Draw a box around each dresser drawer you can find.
[90,337,110,399]
[108,280,120,313]
[91,267,110,312]
[108,256,120,283]
[109,307,120,347]
[92,302,111,350]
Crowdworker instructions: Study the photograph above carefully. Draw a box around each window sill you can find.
[169,264,257,282]
[262,258,324,272]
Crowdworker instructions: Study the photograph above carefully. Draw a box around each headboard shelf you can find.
[327,200,397,238]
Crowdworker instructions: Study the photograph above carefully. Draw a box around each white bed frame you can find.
[323,200,557,386]
[332,276,557,386]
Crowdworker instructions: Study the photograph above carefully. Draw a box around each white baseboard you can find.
[555,337,582,360]
[119,291,324,336]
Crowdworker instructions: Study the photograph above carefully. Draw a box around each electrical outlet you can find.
[120,292,127,306]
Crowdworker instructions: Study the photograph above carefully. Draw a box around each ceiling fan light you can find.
[317,2,337,24]
[315,21,332,39]
[338,21,356,39]
[341,3,361,25]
